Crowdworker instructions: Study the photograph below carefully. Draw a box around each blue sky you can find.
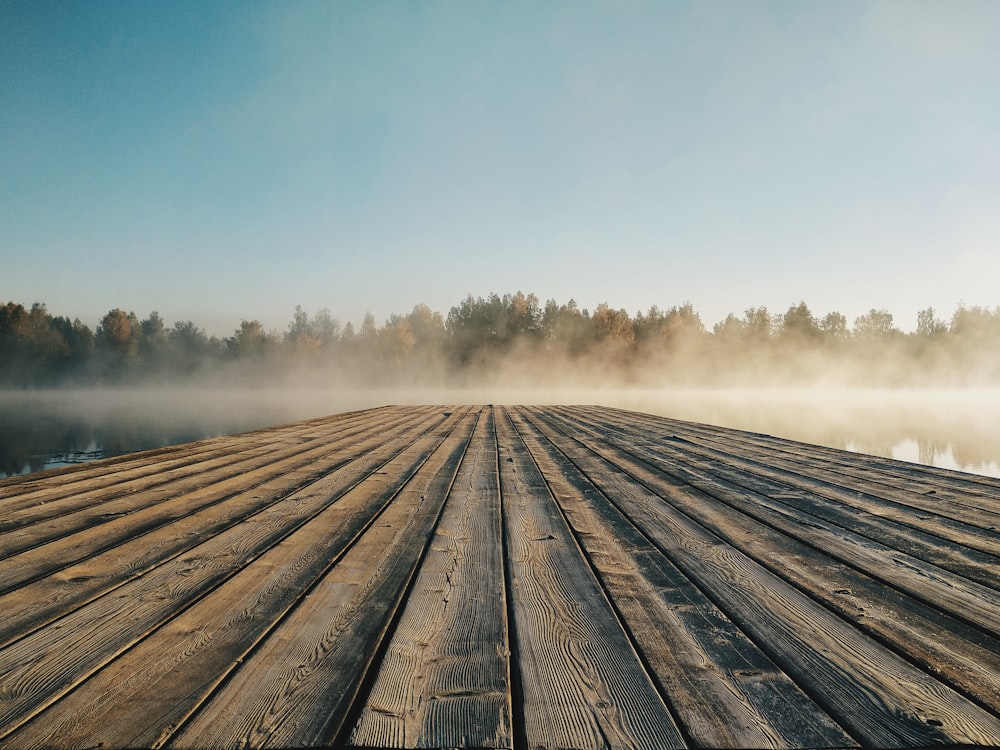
[3,1,998,336]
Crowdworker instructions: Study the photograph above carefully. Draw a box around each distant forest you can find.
[2,293,1000,387]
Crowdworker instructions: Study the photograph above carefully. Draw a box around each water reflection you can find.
[2,388,999,479]
[608,389,1000,479]
[0,389,309,477]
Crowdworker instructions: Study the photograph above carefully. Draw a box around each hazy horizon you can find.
[4,386,1000,479]
[5,292,1000,391]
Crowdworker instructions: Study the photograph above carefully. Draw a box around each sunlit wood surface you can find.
[2,405,1000,750]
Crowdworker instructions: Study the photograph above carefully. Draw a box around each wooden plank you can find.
[541,406,1000,717]
[348,406,512,749]
[0,406,418,554]
[0,406,386,507]
[169,408,507,749]
[560,407,1000,634]
[2,404,1000,749]
[698,416,1000,498]
[0,440,232,500]
[0,408,445,649]
[0,408,458,740]
[0,406,439,599]
[493,406,687,750]
[598,407,1000,558]
[527,406,1000,748]
[545,406,1000,720]
[507,407,856,749]
[601,406,1000,522]
[2,407,478,750]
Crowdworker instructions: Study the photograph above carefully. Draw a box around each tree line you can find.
[2,293,999,387]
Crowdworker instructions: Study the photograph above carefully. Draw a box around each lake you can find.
[2,387,999,479]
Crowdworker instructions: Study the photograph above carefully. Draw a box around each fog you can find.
[4,295,1000,478]
[3,385,999,480]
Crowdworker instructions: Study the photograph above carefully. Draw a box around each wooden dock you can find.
[1,405,999,750]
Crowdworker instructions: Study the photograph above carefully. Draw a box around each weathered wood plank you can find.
[348,406,512,750]
[0,406,440,601]
[560,407,1000,634]
[495,406,687,750]
[530,406,1000,748]
[3,408,477,750]
[597,407,1000,560]
[167,408,502,750]
[509,407,856,749]
[2,404,999,750]
[0,406,420,557]
[0,408,457,741]
[0,439,233,500]
[542,406,1000,717]
[600,406,1000,522]
[0,406,386,507]
[697,412,1000,499]
[542,406,1000,719]
[707,429,1000,518]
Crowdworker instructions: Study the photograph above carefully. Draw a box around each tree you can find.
[95,309,140,380]
[226,319,271,359]
[781,302,819,340]
[0,302,69,383]
[285,306,329,360]
[97,309,139,356]
[286,305,311,343]
[405,304,445,352]
[916,307,946,338]
[446,291,541,365]
[379,314,416,364]
[712,313,744,341]
[741,306,773,340]
[663,303,705,340]
[360,312,378,341]
[50,316,94,374]
[819,312,848,341]
[168,321,215,372]
[311,309,341,348]
[947,305,1000,381]
[853,308,896,339]
[540,298,590,355]
[504,291,542,340]
[137,312,168,371]
[950,304,1000,340]
[591,303,635,347]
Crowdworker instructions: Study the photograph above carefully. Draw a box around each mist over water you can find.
[6,295,1000,480]
[3,387,999,479]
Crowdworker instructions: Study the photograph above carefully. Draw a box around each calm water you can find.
[2,388,999,479]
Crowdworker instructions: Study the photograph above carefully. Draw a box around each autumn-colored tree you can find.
[591,303,635,347]
[97,309,139,358]
[5,294,1000,387]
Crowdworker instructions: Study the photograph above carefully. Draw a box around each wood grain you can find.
[2,405,999,750]
[532,406,1000,747]
[167,408,499,749]
[509,407,855,749]
[348,406,512,750]
[0,407,454,741]
[496,407,687,750]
